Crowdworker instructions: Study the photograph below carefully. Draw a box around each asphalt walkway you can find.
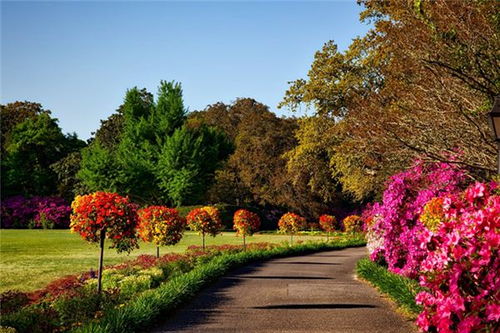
[151,246,416,333]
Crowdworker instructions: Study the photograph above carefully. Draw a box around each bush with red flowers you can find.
[137,206,186,253]
[318,214,339,233]
[70,192,139,253]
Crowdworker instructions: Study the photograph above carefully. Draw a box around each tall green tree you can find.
[79,80,231,206]
[156,124,232,206]
[0,101,46,154]
[2,112,85,197]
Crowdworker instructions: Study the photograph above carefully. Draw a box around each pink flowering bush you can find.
[1,196,71,229]
[367,160,468,278]
[415,182,499,333]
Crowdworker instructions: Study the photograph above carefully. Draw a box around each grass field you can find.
[0,229,325,292]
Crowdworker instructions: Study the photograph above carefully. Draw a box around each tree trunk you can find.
[97,230,105,294]
[202,233,206,251]
[156,246,160,258]
[243,234,246,251]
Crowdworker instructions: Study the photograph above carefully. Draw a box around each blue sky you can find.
[1,1,370,140]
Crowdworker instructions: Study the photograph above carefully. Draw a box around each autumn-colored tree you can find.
[281,0,500,201]
[192,98,343,218]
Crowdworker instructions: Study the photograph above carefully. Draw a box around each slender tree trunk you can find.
[202,233,206,251]
[243,234,246,251]
[97,230,105,294]
[156,246,160,258]
[326,233,329,241]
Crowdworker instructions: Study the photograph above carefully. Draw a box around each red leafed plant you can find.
[278,212,307,244]
[137,206,186,257]
[186,206,222,250]
[70,192,139,292]
[233,209,261,249]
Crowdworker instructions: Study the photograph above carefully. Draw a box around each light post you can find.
[488,96,500,174]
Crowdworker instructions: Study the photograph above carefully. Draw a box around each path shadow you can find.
[236,275,334,280]
[272,261,340,265]
[310,254,349,258]
[150,262,267,332]
[253,303,377,310]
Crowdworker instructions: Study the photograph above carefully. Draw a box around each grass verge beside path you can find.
[356,258,422,318]
[0,230,328,292]
[74,238,366,333]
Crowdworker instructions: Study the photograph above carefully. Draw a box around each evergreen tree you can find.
[156,124,232,206]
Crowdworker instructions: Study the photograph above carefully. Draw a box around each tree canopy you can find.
[280,0,500,200]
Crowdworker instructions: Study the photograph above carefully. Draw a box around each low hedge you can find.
[74,237,366,333]
[356,258,422,317]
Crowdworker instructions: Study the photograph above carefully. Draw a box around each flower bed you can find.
[1,196,71,229]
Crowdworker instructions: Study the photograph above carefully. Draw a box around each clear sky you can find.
[1,1,370,140]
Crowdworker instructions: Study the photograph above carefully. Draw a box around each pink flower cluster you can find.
[415,182,499,333]
[366,160,467,278]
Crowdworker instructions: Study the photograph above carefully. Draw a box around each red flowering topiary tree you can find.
[186,206,222,250]
[278,212,307,245]
[318,214,338,241]
[70,192,138,293]
[137,206,186,258]
[233,209,261,250]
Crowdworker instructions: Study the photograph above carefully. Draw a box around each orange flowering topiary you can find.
[318,214,338,233]
[70,192,139,292]
[138,206,186,257]
[278,212,307,244]
[233,209,261,248]
[343,215,364,233]
[186,206,222,249]
[70,192,139,253]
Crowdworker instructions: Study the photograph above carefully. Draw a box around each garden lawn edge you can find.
[73,239,366,333]
[356,258,422,318]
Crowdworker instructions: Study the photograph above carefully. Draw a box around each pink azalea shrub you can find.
[366,160,468,278]
[0,196,71,229]
[415,182,500,333]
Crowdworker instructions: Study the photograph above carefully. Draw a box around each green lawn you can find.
[0,229,325,292]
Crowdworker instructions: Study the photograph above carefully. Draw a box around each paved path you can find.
[151,247,416,333]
